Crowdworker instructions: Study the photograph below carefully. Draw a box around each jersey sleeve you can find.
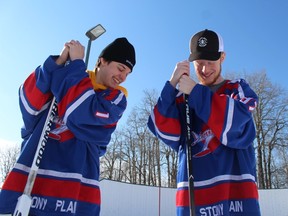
[18,56,62,139]
[147,81,182,151]
[48,58,127,144]
[189,79,258,149]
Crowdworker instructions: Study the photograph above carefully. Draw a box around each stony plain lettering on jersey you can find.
[31,196,77,214]
[199,201,243,216]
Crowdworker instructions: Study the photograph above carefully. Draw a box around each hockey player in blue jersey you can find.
[0,37,136,215]
[148,29,261,215]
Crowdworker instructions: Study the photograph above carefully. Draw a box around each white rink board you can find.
[100,179,175,216]
[100,179,288,216]
[258,189,288,216]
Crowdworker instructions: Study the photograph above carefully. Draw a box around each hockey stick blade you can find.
[13,194,32,216]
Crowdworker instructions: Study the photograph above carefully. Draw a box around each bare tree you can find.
[0,144,20,183]
[226,70,288,189]
[271,146,288,188]
[247,71,288,189]
[100,130,123,180]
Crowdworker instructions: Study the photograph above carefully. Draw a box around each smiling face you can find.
[96,57,131,88]
[193,52,226,86]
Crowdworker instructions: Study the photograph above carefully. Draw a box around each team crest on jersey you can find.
[192,129,215,157]
[48,116,74,142]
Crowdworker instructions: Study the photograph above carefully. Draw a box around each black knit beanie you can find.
[99,37,136,71]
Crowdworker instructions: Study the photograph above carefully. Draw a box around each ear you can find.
[220,52,226,63]
[95,58,101,68]
[99,57,105,65]
[96,57,108,68]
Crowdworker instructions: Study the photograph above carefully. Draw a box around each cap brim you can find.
[189,52,221,62]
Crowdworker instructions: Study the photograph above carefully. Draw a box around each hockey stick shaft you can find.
[184,94,196,216]
[13,97,57,216]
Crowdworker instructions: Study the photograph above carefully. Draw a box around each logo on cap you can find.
[125,60,134,68]
[198,37,208,47]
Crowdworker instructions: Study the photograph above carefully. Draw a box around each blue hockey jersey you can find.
[0,56,127,215]
[147,80,261,216]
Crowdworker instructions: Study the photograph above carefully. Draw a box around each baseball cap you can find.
[188,29,224,61]
[99,37,136,71]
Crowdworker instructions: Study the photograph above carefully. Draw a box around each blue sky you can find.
[0,0,287,148]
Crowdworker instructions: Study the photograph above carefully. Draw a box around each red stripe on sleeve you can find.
[57,78,93,117]
[154,105,181,135]
[23,72,52,110]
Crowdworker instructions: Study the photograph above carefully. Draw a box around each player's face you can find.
[193,53,225,86]
[97,58,131,89]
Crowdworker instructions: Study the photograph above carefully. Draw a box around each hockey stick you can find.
[183,94,196,216]
[12,24,106,216]
[85,24,106,66]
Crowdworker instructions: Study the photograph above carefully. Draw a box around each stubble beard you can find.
[199,64,222,87]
